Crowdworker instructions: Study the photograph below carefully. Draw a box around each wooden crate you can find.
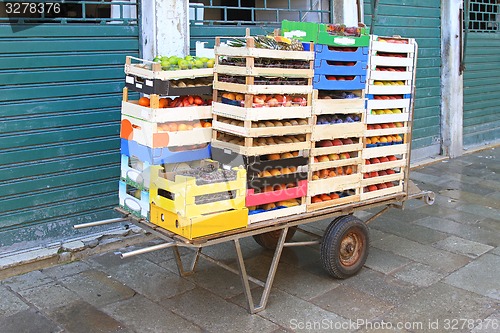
[366,82,412,95]
[306,193,360,212]
[308,174,362,196]
[370,36,417,54]
[368,54,415,68]
[125,56,214,80]
[212,101,312,121]
[365,96,411,111]
[359,183,404,201]
[365,123,410,137]
[121,89,212,123]
[150,203,248,240]
[213,116,311,138]
[120,115,212,149]
[367,69,413,82]
[362,143,409,159]
[309,155,362,172]
[311,140,363,157]
[213,80,312,95]
[212,132,311,156]
[311,121,364,141]
[149,162,247,218]
[365,111,411,124]
[312,90,366,114]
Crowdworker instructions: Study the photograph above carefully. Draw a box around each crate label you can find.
[224,148,232,155]
[146,79,153,87]
[334,37,355,46]
[135,83,143,89]
[124,197,141,212]
[126,76,135,84]
[284,30,306,38]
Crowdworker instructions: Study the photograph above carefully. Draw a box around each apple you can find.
[332,139,343,146]
[378,170,388,176]
[380,156,390,163]
[365,159,370,165]
[342,138,354,145]
[370,158,380,164]
[340,152,350,159]
[328,153,340,160]
[385,182,394,188]
[386,169,396,175]
[368,185,378,192]
[318,140,333,147]
[318,155,330,162]
[388,155,398,161]
[377,183,387,190]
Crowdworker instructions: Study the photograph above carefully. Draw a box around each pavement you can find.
[0,147,499,333]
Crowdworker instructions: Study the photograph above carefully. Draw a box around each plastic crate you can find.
[314,44,369,62]
[118,180,149,219]
[313,74,366,91]
[125,74,213,96]
[314,59,368,76]
[120,138,211,165]
[281,20,319,42]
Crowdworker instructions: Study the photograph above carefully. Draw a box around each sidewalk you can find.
[0,147,499,333]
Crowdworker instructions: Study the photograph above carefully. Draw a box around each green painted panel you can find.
[365,0,441,154]
[0,22,138,246]
[0,138,119,165]
[463,30,500,148]
[0,66,126,85]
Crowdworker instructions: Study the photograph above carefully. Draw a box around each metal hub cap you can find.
[339,231,363,266]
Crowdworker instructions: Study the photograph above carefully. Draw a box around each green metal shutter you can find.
[364,0,442,156]
[463,1,500,147]
[0,24,139,249]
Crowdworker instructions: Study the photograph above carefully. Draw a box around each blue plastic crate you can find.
[121,138,211,165]
[314,44,369,62]
[313,74,366,91]
[314,59,368,76]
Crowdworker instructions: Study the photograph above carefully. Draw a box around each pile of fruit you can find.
[218,133,307,146]
[227,35,305,51]
[375,66,407,72]
[376,52,408,58]
[373,81,406,86]
[326,24,363,37]
[221,93,307,107]
[156,120,212,132]
[264,151,300,160]
[364,155,399,167]
[313,152,352,163]
[217,116,308,128]
[327,46,360,52]
[378,38,409,44]
[316,114,360,124]
[318,91,359,99]
[220,57,309,69]
[326,61,358,66]
[218,75,307,86]
[138,95,212,108]
[369,108,403,115]
[325,75,358,81]
[371,95,405,100]
[315,137,356,148]
[363,182,396,192]
[152,55,215,70]
[310,192,342,203]
[195,191,235,205]
[366,135,403,146]
[170,78,213,87]
[168,143,208,152]
[311,165,355,180]
[173,164,238,185]
[366,123,404,130]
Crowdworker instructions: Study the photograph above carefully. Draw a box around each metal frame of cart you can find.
[75,181,434,314]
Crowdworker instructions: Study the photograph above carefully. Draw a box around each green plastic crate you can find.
[281,20,319,42]
[317,25,370,47]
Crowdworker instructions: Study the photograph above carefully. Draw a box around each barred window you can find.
[467,0,499,33]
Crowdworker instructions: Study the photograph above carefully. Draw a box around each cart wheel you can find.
[320,215,369,279]
[424,192,435,205]
[253,227,296,250]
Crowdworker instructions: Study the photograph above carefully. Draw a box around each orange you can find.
[203,122,212,128]
[158,98,169,108]
[177,123,188,131]
[138,97,150,107]
[320,194,332,201]
[311,196,323,203]
[168,123,178,132]
[193,122,202,128]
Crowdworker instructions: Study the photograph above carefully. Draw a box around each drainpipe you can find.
[141,0,190,61]
[332,0,360,25]
[441,0,464,158]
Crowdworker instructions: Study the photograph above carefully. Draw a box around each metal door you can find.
[0,1,140,250]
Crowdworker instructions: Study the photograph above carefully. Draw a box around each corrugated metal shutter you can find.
[364,0,442,157]
[0,25,139,249]
[463,1,500,147]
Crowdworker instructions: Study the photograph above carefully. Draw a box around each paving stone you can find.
[230,288,353,333]
[103,295,202,333]
[445,254,500,300]
[162,287,279,333]
[17,282,80,310]
[49,300,131,333]
[0,285,29,317]
[364,247,412,275]
[0,308,62,333]
[340,269,419,305]
[408,171,444,186]
[433,236,494,258]
[454,203,500,221]
[371,217,449,245]
[91,255,195,301]
[439,189,500,209]
[270,245,326,278]
[414,204,485,225]
[477,178,500,192]
[477,218,500,233]
[471,311,500,333]
[381,283,498,333]
[414,216,500,247]
[59,269,136,308]
[42,260,91,279]
[492,247,500,256]
[311,285,393,321]
[2,269,54,292]
[393,262,445,287]
[371,234,471,273]
[374,206,431,223]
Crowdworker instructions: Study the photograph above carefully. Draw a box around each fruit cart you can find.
[75,28,436,314]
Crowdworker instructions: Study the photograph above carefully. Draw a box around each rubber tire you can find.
[253,227,297,250]
[320,215,369,279]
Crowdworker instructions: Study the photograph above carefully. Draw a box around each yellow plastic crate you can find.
[150,203,248,239]
[149,161,246,218]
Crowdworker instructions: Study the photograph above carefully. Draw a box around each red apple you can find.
[332,139,343,146]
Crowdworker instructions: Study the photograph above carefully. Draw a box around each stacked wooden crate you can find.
[210,36,315,223]
[362,36,417,200]
[119,56,213,219]
[307,30,370,211]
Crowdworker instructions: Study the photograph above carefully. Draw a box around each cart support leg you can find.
[173,246,200,277]
[234,227,289,314]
